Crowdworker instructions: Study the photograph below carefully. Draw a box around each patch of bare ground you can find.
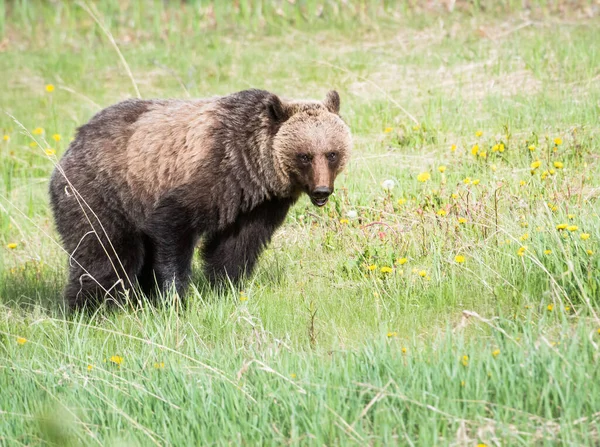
[349,58,542,102]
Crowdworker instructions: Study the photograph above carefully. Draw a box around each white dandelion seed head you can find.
[381,179,395,191]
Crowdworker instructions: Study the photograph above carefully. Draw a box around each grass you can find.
[1,0,600,445]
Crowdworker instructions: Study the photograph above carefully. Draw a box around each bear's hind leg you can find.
[50,164,145,310]
[64,228,145,311]
[144,195,198,299]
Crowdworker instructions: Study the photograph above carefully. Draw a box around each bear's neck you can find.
[221,117,294,204]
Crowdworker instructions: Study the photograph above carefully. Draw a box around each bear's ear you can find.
[266,93,289,123]
[323,90,340,114]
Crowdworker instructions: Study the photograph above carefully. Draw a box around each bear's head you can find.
[270,91,352,207]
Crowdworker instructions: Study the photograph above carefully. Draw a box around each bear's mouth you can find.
[310,196,329,207]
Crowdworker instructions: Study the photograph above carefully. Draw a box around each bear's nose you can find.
[310,186,332,207]
[312,186,331,200]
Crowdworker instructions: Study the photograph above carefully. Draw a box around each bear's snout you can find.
[310,186,332,207]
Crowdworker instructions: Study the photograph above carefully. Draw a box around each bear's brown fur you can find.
[49,89,351,309]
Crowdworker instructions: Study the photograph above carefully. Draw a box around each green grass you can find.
[1,1,600,445]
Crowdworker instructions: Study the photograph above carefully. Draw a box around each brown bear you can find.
[49,89,352,309]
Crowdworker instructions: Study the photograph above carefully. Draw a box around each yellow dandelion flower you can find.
[491,164,497,172]
[471,144,479,156]
[44,148,55,156]
[451,193,458,199]
[549,169,555,175]
[477,444,488,447]
[109,355,123,365]
[530,160,541,169]
[567,214,575,220]
[387,331,397,337]
[397,198,407,206]
[87,364,93,371]
[553,161,564,169]
[380,266,393,274]
[401,347,407,354]
[475,130,483,137]
[368,264,377,271]
[384,127,393,133]
[463,177,471,184]
[450,144,457,152]
[520,221,529,228]
[461,355,469,367]
[519,180,526,186]
[454,255,465,263]
[416,270,426,277]
[412,124,420,131]
[547,304,554,311]
[544,249,552,255]
[417,172,431,182]
[587,249,594,255]
[52,134,61,142]
[472,179,480,185]
[458,217,467,224]
[565,306,571,312]
[396,257,408,265]
[290,373,296,379]
[437,209,447,217]
[541,170,549,179]
[45,84,55,93]
[29,141,37,147]
[478,151,487,159]
[438,165,446,173]
[520,233,529,241]
[492,144,499,152]
[239,292,248,302]
[567,225,578,232]
[528,144,536,151]
[32,127,44,135]
[498,143,505,152]
[7,243,18,249]
[153,362,165,369]
[339,218,349,224]
[492,349,500,358]
[16,337,27,345]
[556,223,568,230]
[554,137,562,145]
[580,233,590,240]
[2,135,9,141]
[517,246,527,257]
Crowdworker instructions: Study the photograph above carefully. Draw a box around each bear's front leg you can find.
[202,197,294,286]
[144,195,198,299]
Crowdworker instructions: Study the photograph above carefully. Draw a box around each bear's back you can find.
[64,98,220,212]
[123,99,219,205]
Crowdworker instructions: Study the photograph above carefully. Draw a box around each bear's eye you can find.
[297,153,312,164]
[326,152,338,162]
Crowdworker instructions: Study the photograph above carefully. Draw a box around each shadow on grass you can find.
[0,252,291,315]
[0,260,64,312]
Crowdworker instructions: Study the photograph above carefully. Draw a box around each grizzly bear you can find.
[49,89,352,309]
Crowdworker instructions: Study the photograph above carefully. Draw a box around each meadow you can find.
[1,1,600,445]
